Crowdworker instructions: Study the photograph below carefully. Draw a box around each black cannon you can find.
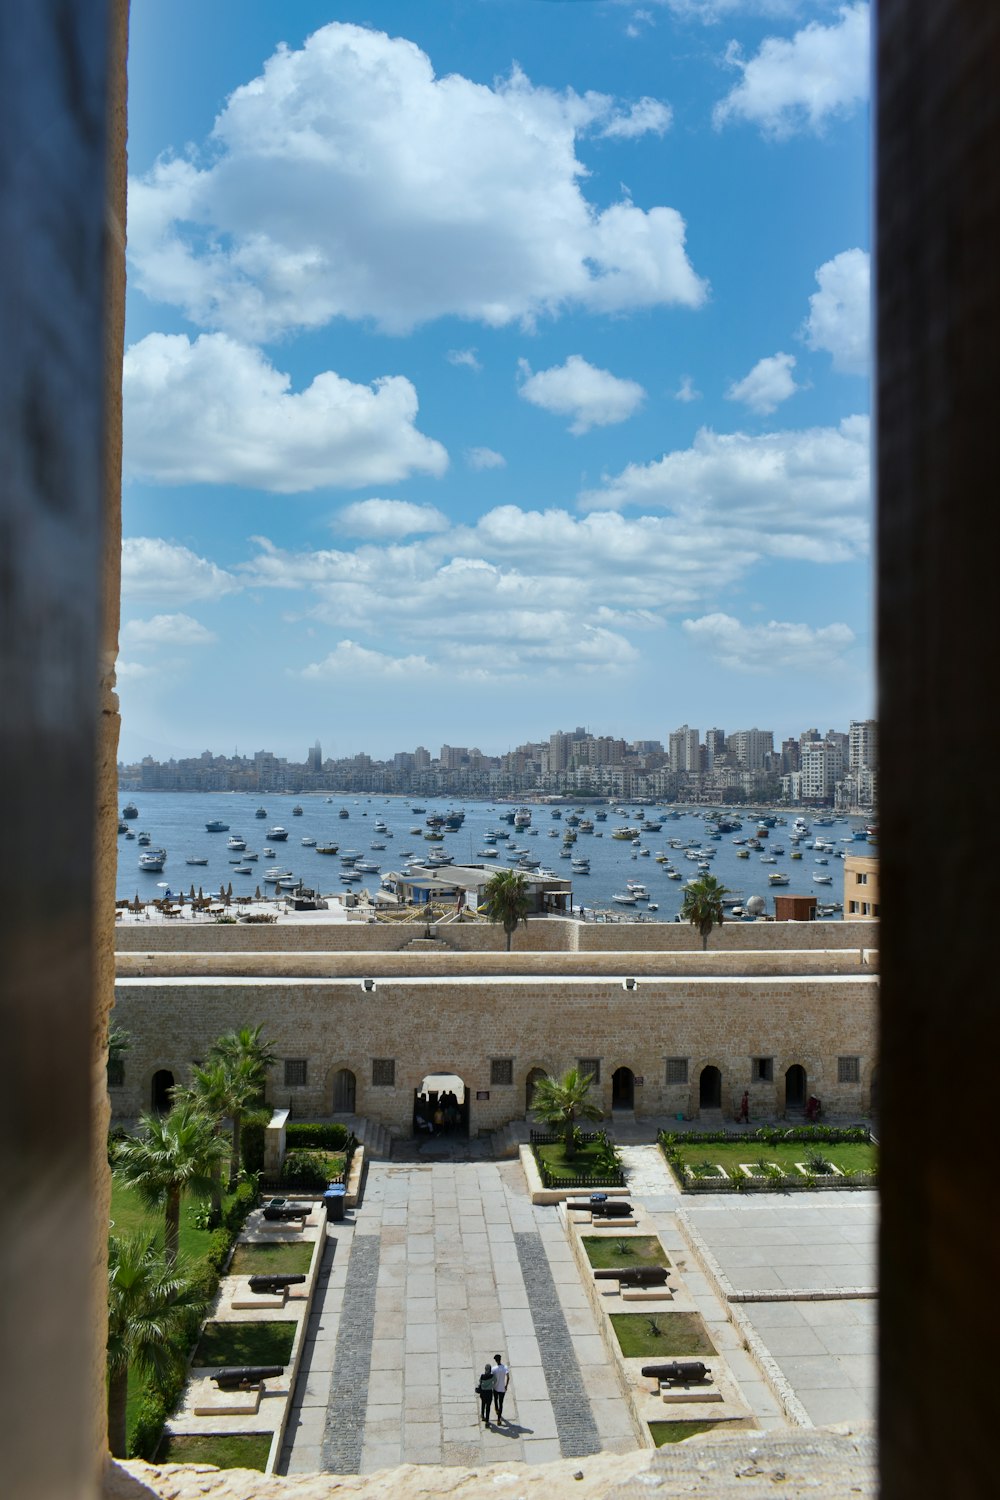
[641,1360,713,1385]
[567,1198,633,1218]
[593,1265,670,1286]
[248,1273,307,1295]
[262,1198,309,1222]
[212,1365,285,1391]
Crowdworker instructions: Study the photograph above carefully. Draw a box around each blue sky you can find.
[119,0,872,763]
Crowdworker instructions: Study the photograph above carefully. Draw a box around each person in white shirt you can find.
[491,1353,510,1424]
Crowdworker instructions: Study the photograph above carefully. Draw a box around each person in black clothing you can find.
[476,1363,494,1424]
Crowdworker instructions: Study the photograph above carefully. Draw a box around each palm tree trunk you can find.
[229,1113,242,1192]
[107,1366,130,1458]
[165,1185,181,1267]
[210,1155,223,1222]
[564,1109,575,1158]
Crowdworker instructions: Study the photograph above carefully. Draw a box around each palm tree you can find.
[680,874,730,950]
[209,1026,277,1189]
[481,867,531,951]
[174,1059,244,1220]
[106,1231,206,1458]
[530,1067,603,1156]
[113,1100,226,1266]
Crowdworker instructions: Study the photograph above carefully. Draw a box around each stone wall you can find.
[111,972,876,1132]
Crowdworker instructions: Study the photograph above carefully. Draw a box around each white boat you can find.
[232,864,252,875]
[263,847,276,857]
[514,808,532,828]
[185,857,208,866]
[768,872,790,885]
[301,837,317,846]
[478,848,499,858]
[266,826,289,841]
[139,849,166,873]
[611,892,638,905]
[243,852,258,861]
[263,867,292,882]
[813,873,833,884]
[226,834,246,850]
[370,840,386,849]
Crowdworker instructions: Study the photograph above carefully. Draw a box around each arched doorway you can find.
[414,1072,469,1138]
[785,1064,807,1111]
[699,1066,722,1110]
[612,1066,635,1110]
[332,1068,356,1114]
[151,1069,174,1113]
[525,1067,547,1114]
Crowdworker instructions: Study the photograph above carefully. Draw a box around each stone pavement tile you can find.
[715,1345,765,1386]
[800,1386,875,1426]
[285,1409,327,1443]
[405,1325,439,1354]
[283,1444,322,1474]
[737,1380,786,1422]
[505,1333,542,1366]
[437,1344,473,1370]
[296,1371,333,1406]
[553,1283,590,1310]
[301,1338,337,1372]
[367,1368,404,1403]
[369,1338,406,1369]
[742,1301,811,1328]
[549,1260,586,1285]
[404,1391,442,1418]
[442,1442,481,1465]
[776,1355,848,1389]
[405,1353,437,1386]
[833,1353,876,1386]
[501,1306,538,1336]
[406,1296,437,1321]
[798,1300,863,1326]
[505,1365,550,1401]
[509,1398,559,1439]
[569,1334,608,1364]
[590,1396,639,1439]
[441,1366,476,1398]
[521,1437,564,1464]
[406,1271,436,1298]
[579,1364,629,1401]
[562,1306,601,1336]
[360,1443,402,1473]
[812,1323,877,1356]
[754,1324,828,1357]
[436,1284,468,1310]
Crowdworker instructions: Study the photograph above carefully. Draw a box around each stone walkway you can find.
[282,1160,638,1475]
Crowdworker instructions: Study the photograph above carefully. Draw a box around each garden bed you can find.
[582,1235,669,1270]
[229,1241,314,1277]
[610,1312,717,1360]
[649,1419,726,1446]
[193,1320,296,1369]
[659,1128,876,1193]
[158,1433,272,1471]
[533,1136,625,1189]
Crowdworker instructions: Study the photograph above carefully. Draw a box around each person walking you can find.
[476,1363,495,1426]
[491,1353,510,1425]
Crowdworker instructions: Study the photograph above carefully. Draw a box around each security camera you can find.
[623,976,637,991]
[361,977,376,993]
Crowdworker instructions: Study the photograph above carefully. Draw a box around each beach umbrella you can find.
[197,885,204,900]
[254,885,261,899]
[227,881,233,896]
[189,884,196,899]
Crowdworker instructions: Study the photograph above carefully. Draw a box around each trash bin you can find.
[323,1184,346,1222]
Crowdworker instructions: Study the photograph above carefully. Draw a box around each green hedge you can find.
[659,1125,870,1148]
[286,1122,349,1150]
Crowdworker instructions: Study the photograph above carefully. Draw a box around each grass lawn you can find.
[534,1140,624,1181]
[649,1420,725,1446]
[582,1235,669,1270]
[611,1312,717,1360]
[193,1321,296,1368]
[110,1175,247,1450]
[230,1241,314,1276]
[159,1433,272,1471]
[664,1140,876,1179]
[282,1149,345,1184]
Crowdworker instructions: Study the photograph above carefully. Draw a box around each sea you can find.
[116,791,874,921]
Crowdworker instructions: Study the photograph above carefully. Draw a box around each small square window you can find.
[491,1058,514,1086]
[848,900,859,914]
[578,1058,601,1085]
[372,1058,396,1087]
[665,1057,688,1085]
[284,1059,307,1087]
[855,872,868,885]
[752,1057,773,1082]
[838,1056,860,1083]
[107,1058,125,1088]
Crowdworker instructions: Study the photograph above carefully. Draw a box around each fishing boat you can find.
[185,856,208,866]
[122,802,138,819]
[138,848,166,873]
[292,805,303,816]
[266,826,289,841]
[226,834,246,850]
[205,819,230,833]
[316,844,339,855]
[255,807,267,818]
[137,831,151,846]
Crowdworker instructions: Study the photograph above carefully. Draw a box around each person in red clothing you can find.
[739,1091,749,1123]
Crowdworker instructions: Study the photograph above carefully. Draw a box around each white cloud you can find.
[127,22,707,338]
[578,415,870,563]
[518,355,646,434]
[804,247,870,375]
[726,351,800,414]
[123,333,447,491]
[638,2,801,19]
[600,97,673,139]
[466,447,507,471]
[713,3,869,139]
[122,614,217,649]
[122,538,240,604]
[298,641,437,680]
[115,660,156,681]
[674,375,702,402]
[334,500,449,539]
[682,612,856,672]
[446,348,482,372]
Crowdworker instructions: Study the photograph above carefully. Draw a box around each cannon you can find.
[212,1365,285,1391]
[262,1198,309,1222]
[248,1273,307,1295]
[567,1197,633,1218]
[640,1360,713,1385]
[593,1265,670,1286]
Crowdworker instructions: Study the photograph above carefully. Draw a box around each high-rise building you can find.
[669,725,700,774]
[307,740,322,773]
[730,728,773,769]
[801,739,844,801]
[704,728,726,767]
[849,719,878,772]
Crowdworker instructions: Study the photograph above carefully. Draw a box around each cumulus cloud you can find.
[682,612,856,672]
[334,499,449,539]
[726,351,801,414]
[122,538,240,603]
[122,614,217,648]
[804,247,870,375]
[713,3,869,138]
[578,415,870,563]
[447,348,482,372]
[466,447,507,471]
[115,660,156,681]
[127,22,706,338]
[674,375,702,403]
[298,641,437,680]
[123,333,447,491]
[518,355,646,434]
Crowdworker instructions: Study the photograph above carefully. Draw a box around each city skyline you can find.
[120,2,872,764]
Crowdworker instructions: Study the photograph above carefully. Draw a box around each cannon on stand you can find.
[212,1365,285,1391]
[248,1272,307,1295]
[567,1195,634,1218]
[641,1360,713,1385]
[593,1265,670,1287]
[262,1198,310,1222]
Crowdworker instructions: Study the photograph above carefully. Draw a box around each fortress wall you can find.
[114,916,873,954]
[111,974,877,1133]
[114,947,876,981]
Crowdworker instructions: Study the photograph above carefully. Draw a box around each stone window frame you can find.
[490,1057,514,1086]
[752,1056,774,1082]
[838,1055,861,1084]
[107,1057,124,1089]
[372,1057,396,1087]
[665,1057,688,1086]
[284,1059,307,1088]
[578,1057,601,1085]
